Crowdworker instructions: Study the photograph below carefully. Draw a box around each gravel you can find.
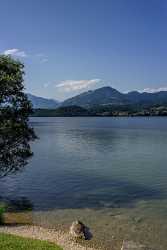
[0,225,98,250]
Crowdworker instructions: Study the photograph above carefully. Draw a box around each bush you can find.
[0,204,6,224]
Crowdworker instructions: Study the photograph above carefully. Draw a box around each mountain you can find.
[126,91,167,105]
[27,93,59,109]
[61,86,167,108]
[62,87,128,107]
[27,87,167,110]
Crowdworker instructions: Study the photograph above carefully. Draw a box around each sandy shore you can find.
[0,225,98,250]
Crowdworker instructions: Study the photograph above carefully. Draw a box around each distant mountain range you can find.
[27,93,59,109]
[62,86,167,107]
[28,86,167,109]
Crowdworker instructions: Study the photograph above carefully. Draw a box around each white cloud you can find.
[3,48,27,57]
[55,79,102,92]
[140,87,167,93]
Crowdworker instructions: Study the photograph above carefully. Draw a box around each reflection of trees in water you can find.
[1,197,33,212]
[0,127,34,178]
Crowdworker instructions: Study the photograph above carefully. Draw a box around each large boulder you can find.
[70,220,85,239]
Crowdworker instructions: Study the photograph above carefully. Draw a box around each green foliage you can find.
[0,204,6,224]
[0,55,36,178]
[32,104,167,117]
[0,233,62,250]
[32,106,90,117]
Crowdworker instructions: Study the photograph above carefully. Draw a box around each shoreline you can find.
[0,225,98,250]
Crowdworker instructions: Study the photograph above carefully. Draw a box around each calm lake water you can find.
[1,117,167,249]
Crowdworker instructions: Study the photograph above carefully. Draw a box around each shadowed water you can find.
[1,117,167,249]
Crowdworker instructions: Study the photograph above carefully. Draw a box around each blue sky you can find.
[1,0,167,100]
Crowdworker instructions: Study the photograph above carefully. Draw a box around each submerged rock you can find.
[70,220,85,239]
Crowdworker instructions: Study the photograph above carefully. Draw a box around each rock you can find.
[121,240,148,250]
[70,220,85,239]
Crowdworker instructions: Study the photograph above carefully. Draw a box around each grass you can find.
[0,233,63,250]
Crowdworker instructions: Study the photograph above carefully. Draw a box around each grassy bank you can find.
[0,233,63,250]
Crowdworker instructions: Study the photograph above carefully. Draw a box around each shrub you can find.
[0,204,6,224]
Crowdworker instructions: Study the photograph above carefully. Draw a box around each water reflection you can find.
[0,140,32,178]
[0,196,33,212]
[0,127,35,178]
[32,174,162,210]
[1,117,167,212]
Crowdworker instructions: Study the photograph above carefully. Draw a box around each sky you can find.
[1,0,167,101]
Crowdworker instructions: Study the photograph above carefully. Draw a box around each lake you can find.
[1,117,167,249]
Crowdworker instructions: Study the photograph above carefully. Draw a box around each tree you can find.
[0,55,36,178]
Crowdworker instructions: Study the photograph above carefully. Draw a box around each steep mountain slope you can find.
[27,94,59,109]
